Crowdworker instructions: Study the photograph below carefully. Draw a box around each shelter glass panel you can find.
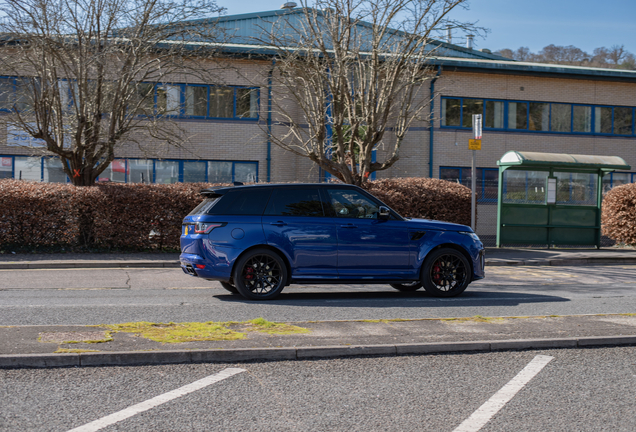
[502,170,548,204]
[554,172,597,205]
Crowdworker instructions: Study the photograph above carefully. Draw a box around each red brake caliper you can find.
[244,266,255,280]
[432,261,442,284]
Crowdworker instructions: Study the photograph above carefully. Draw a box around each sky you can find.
[216,0,636,55]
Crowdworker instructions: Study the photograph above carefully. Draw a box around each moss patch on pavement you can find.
[441,315,505,324]
[104,318,310,344]
[54,348,100,353]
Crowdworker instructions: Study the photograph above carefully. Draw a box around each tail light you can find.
[194,222,226,234]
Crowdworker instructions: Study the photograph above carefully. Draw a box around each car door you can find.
[326,187,411,278]
[262,186,338,280]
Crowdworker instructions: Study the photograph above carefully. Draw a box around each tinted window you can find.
[212,189,272,215]
[327,189,380,219]
[188,198,220,216]
[265,188,324,217]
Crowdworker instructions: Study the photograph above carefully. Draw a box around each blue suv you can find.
[180,183,484,300]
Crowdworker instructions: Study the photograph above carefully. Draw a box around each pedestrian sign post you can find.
[470,114,482,231]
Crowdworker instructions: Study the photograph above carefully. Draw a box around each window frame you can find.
[440,96,636,137]
[439,166,499,203]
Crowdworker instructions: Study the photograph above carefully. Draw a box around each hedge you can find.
[602,183,636,245]
[0,177,473,251]
[363,177,472,226]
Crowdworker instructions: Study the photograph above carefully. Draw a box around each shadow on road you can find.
[214,290,570,307]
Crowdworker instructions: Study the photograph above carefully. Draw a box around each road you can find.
[0,265,635,325]
[2,347,635,431]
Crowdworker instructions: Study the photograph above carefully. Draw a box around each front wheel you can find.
[233,248,288,300]
[421,248,471,297]
[390,281,423,292]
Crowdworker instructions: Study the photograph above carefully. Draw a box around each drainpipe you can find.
[428,65,442,178]
[267,58,276,183]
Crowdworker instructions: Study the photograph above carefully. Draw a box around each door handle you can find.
[270,221,287,227]
[340,224,358,229]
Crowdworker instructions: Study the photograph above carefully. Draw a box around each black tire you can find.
[233,248,288,300]
[220,281,239,294]
[421,248,471,297]
[390,281,423,292]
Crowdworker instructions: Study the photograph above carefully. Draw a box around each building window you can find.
[185,86,208,117]
[441,96,636,136]
[440,167,499,202]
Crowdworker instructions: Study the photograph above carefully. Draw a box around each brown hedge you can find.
[0,177,473,251]
[364,177,472,226]
[0,180,228,250]
[602,183,636,245]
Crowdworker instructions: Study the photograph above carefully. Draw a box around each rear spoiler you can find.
[200,182,243,197]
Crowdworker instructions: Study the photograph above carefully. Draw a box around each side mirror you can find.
[378,206,390,219]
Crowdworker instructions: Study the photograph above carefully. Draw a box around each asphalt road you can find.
[0,265,635,325]
[2,347,635,431]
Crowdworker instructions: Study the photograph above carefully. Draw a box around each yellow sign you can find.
[469,139,482,150]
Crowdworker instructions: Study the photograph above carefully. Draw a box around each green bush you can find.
[602,183,636,245]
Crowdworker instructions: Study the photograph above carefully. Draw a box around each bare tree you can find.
[607,44,626,65]
[0,0,223,185]
[259,0,480,185]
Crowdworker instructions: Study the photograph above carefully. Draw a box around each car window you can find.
[264,188,324,217]
[213,188,272,215]
[327,189,379,219]
[188,197,220,216]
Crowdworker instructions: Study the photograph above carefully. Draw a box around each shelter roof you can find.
[497,151,631,171]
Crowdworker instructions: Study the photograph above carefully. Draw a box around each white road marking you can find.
[452,355,554,432]
[66,367,245,432]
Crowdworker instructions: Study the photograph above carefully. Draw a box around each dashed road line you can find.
[66,367,245,432]
[452,355,554,432]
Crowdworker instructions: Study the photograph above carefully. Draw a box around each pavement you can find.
[1,246,636,368]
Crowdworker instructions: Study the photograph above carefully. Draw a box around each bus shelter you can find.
[496,151,630,248]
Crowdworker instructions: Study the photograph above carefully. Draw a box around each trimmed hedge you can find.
[602,183,636,245]
[0,180,228,251]
[364,177,472,226]
[0,177,473,251]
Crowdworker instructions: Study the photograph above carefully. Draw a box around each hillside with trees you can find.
[495,44,636,70]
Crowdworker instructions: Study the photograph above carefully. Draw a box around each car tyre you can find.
[390,281,423,292]
[220,281,239,294]
[233,248,288,300]
[421,248,471,297]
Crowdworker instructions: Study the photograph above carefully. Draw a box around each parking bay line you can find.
[452,355,554,432]
[66,368,245,432]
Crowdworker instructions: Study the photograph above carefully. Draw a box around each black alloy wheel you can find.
[390,281,423,292]
[421,248,470,297]
[233,249,288,300]
[220,281,239,294]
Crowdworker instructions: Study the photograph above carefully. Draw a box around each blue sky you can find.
[217,0,636,55]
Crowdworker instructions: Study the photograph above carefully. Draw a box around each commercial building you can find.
[1,7,635,244]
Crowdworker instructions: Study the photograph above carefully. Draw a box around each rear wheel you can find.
[233,249,288,300]
[390,281,423,292]
[421,248,470,297]
[220,281,239,294]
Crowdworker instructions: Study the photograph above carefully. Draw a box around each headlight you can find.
[459,231,480,242]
